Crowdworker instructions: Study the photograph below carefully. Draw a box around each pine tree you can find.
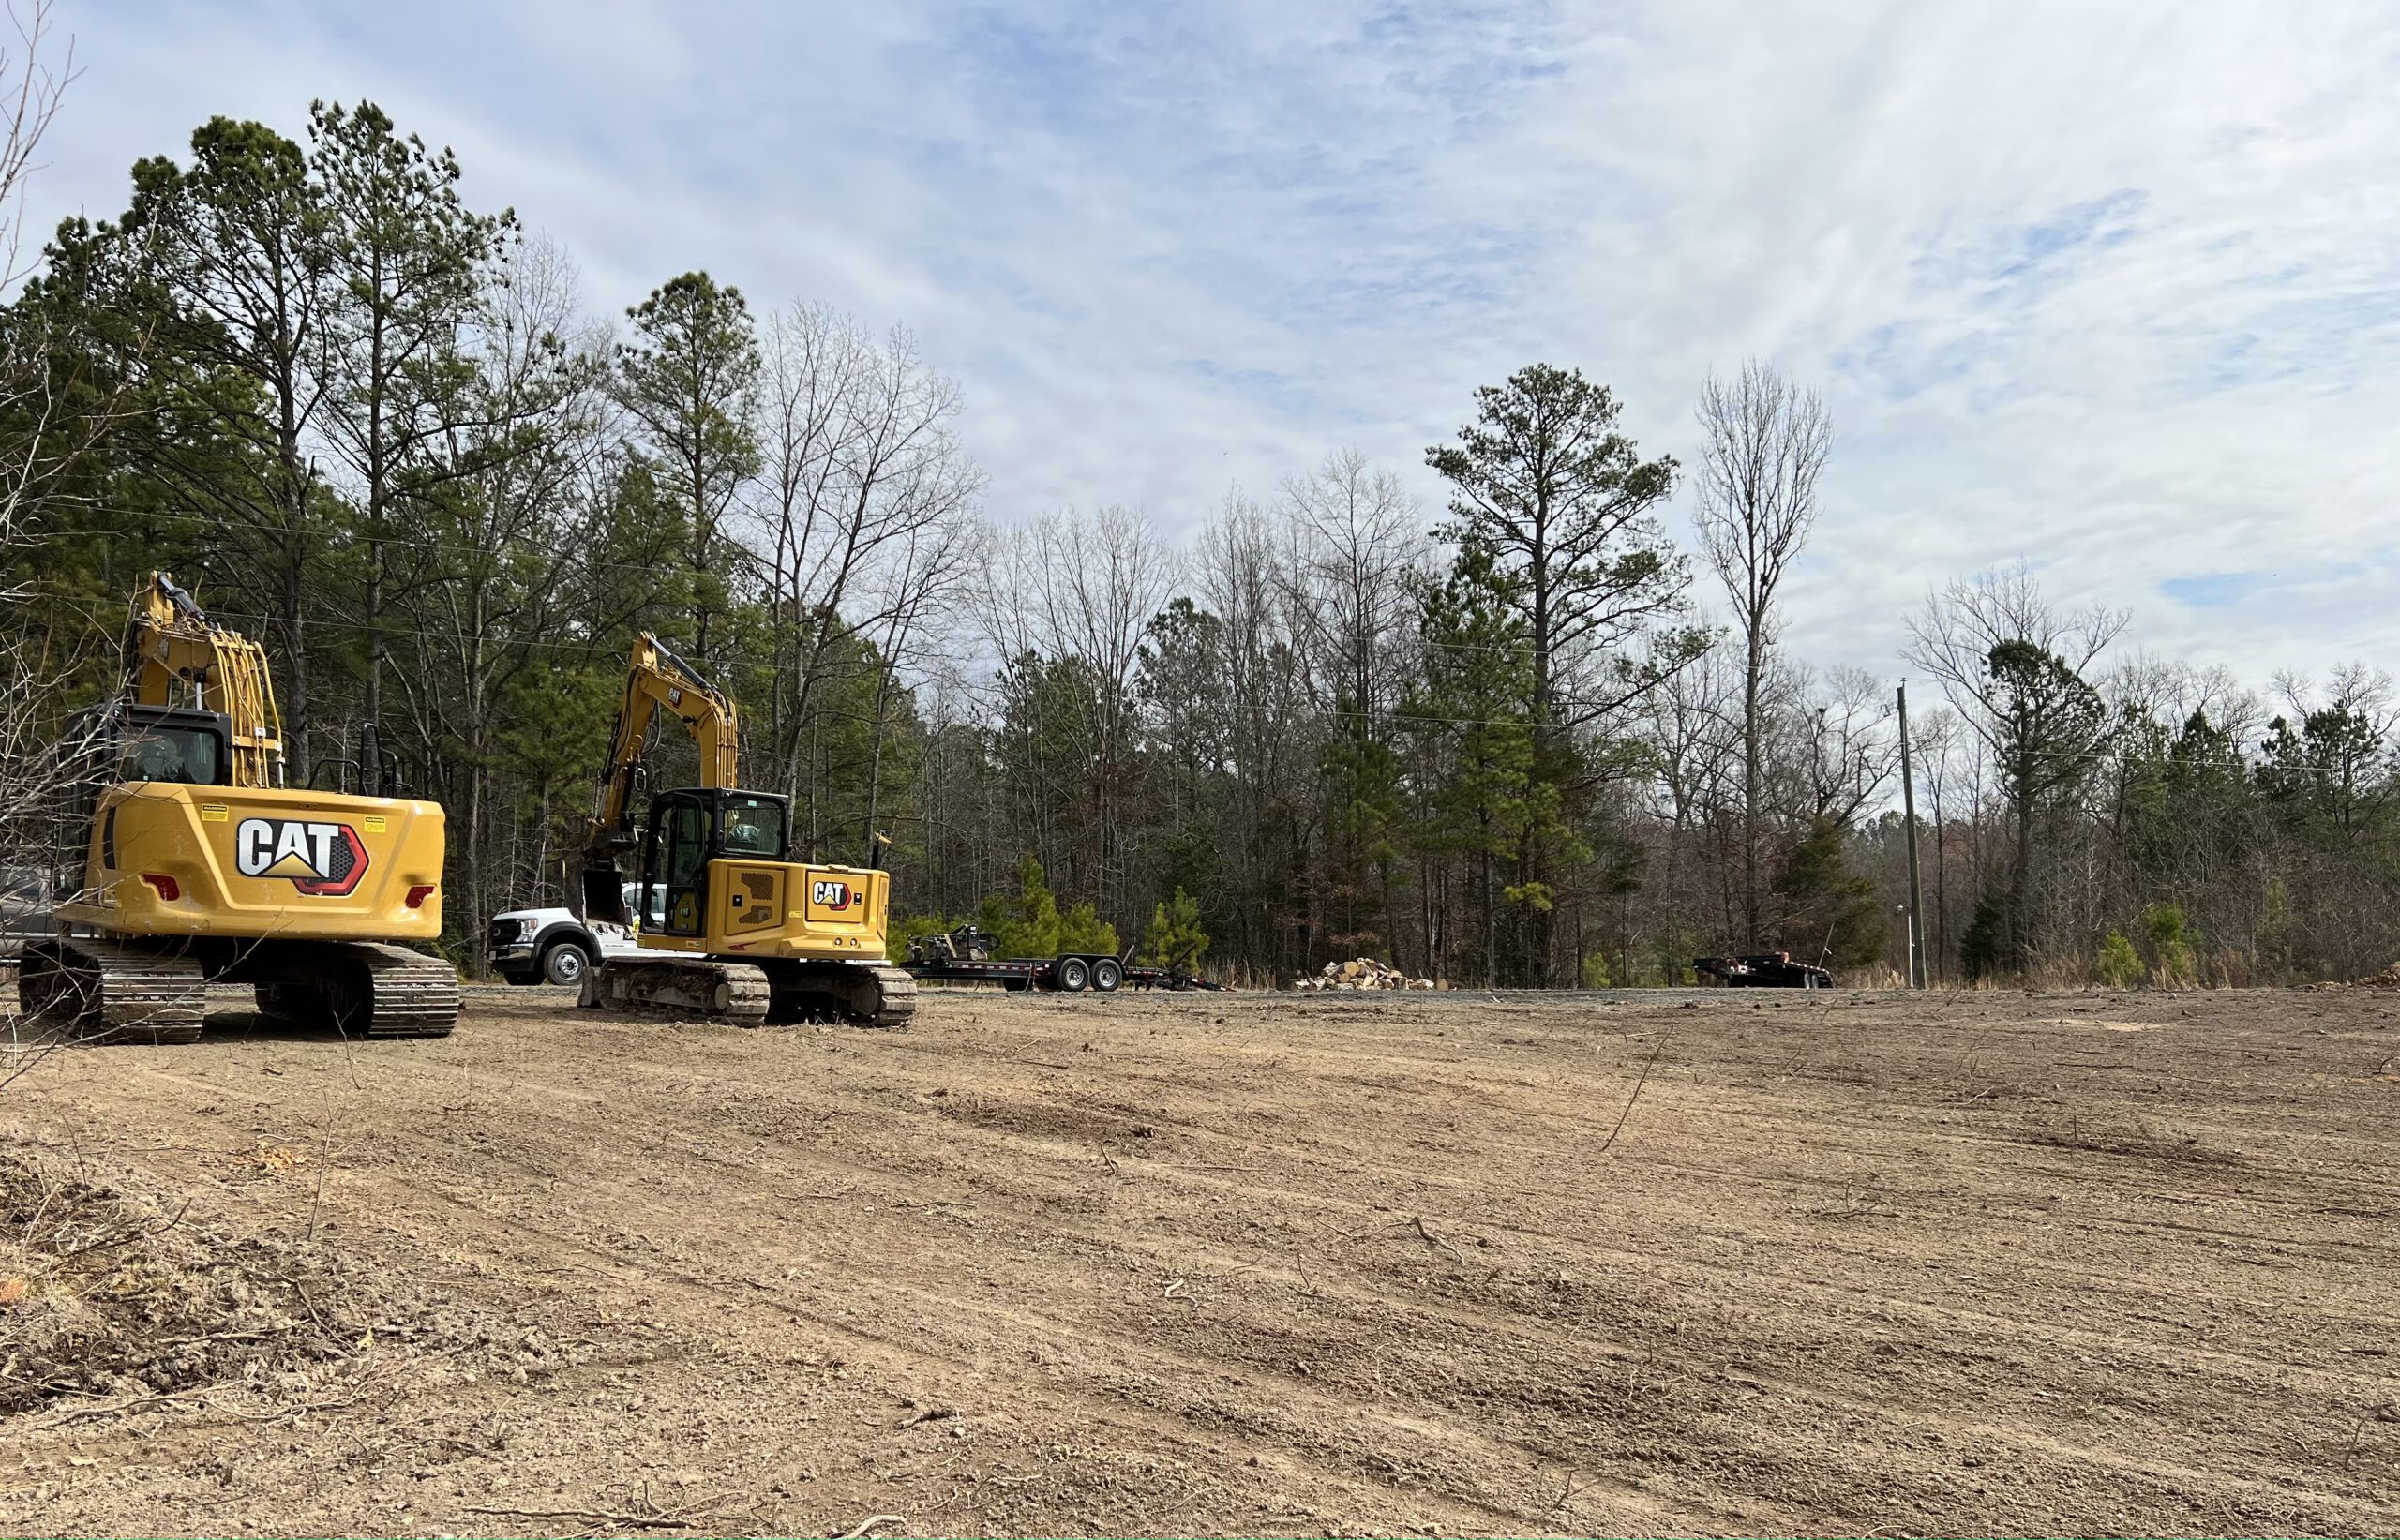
[614,272,760,659]
[1987,639,2109,966]
[1425,364,1695,981]
[1140,887,1210,975]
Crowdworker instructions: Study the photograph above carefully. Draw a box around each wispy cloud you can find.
[27,0,2400,683]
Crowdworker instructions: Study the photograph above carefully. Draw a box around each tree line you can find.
[6,71,2397,988]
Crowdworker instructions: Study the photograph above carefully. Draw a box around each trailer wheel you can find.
[1091,957,1123,993]
[1056,956,1091,993]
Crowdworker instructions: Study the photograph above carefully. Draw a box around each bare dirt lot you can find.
[4,982,2398,1538]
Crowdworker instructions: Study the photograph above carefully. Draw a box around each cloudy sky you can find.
[25,1,2400,684]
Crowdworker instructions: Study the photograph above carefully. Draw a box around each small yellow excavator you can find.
[17,574,459,1042]
[571,634,915,1028]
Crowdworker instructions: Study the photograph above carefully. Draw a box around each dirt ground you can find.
[3,981,2398,1538]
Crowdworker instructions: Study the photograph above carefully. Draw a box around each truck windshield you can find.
[719,795,786,859]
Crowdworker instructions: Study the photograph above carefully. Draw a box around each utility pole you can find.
[1898,680,1926,988]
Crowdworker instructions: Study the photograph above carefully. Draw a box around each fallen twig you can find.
[465,1503,695,1531]
[1594,1030,1673,1156]
[58,1199,189,1260]
[32,1386,212,1428]
[1552,1471,1588,1513]
[1411,1215,1464,1264]
[834,1515,907,1539]
[896,1405,958,1429]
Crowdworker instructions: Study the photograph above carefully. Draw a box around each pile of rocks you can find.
[1290,957,1446,992]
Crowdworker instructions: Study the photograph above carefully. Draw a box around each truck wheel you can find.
[541,941,592,988]
[1091,957,1123,993]
[1055,956,1091,993]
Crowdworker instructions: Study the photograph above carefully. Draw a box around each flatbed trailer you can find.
[1694,952,1835,989]
[902,951,1222,993]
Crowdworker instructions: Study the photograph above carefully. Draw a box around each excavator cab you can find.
[638,788,791,939]
[116,707,232,787]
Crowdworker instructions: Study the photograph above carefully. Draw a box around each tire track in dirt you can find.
[9,986,2400,1536]
[78,1054,1713,1536]
[284,1042,2400,1533]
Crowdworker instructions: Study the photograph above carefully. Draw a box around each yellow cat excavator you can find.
[571,634,915,1028]
[16,574,459,1042]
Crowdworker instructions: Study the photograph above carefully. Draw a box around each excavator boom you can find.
[125,573,284,788]
[579,633,738,925]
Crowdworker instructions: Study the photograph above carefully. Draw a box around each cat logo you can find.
[233,817,370,897]
[811,879,853,911]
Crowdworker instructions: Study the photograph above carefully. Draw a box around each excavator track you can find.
[348,943,463,1039]
[17,939,207,1045]
[248,942,461,1039]
[578,955,773,1026]
[764,961,917,1029]
[576,956,911,1029]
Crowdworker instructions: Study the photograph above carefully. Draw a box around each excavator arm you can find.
[124,573,285,788]
[576,634,740,924]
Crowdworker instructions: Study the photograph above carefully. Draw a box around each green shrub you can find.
[890,913,953,953]
[1058,900,1120,956]
[1581,953,1612,989]
[995,854,1061,958]
[1959,890,2005,979]
[987,855,1118,958]
[2096,932,2142,990]
[2144,902,2198,986]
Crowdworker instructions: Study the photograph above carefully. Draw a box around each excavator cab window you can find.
[117,709,230,787]
[652,796,712,937]
[718,794,787,859]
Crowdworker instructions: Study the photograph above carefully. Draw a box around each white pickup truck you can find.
[484,883,661,987]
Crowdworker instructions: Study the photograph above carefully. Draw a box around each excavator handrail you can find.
[124,572,284,789]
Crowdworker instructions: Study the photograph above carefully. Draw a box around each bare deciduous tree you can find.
[1282,449,1423,723]
[1693,360,1830,949]
[977,505,1175,918]
[747,304,983,840]
[1906,561,2127,964]
[1281,449,1425,958]
[1,0,83,1077]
